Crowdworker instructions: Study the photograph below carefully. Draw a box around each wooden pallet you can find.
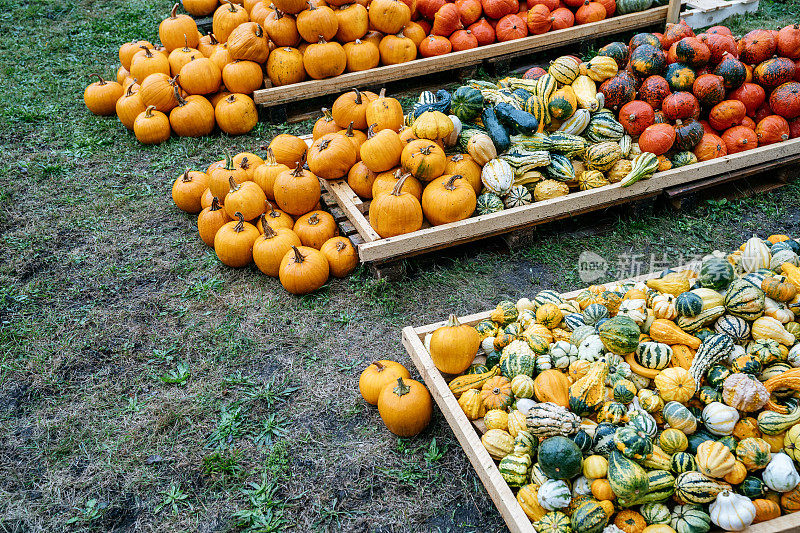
[681,0,759,28]
[401,266,800,533]
[323,138,800,271]
[252,4,676,111]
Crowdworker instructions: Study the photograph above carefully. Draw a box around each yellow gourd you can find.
[646,273,691,296]
[649,319,701,349]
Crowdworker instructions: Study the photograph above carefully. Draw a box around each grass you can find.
[0,0,798,530]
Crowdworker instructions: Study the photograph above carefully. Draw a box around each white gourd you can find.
[515,398,536,415]
[726,344,745,365]
[481,336,495,355]
[617,298,647,325]
[537,479,571,511]
[652,293,678,320]
[572,475,593,497]
[516,297,535,313]
[579,335,605,362]
[740,236,771,273]
[764,297,794,324]
[518,309,536,329]
[789,344,800,367]
[763,452,800,492]
[770,249,798,271]
[550,341,578,369]
[480,158,514,195]
[709,490,756,531]
[443,115,462,147]
[702,402,739,436]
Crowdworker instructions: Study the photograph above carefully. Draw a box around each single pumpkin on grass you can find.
[84,74,124,116]
[278,245,330,294]
[429,314,481,374]
[198,197,231,246]
[172,170,210,213]
[320,236,358,277]
[293,210,338,249]
[359,361,411,405]
[377,377,432,437]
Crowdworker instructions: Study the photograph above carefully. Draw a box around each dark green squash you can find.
[495,102,539,135]
[674,119,704,151]
[630,44,666,78]
[630,32,661,51]
[597,41,630,70]
[538,436,583,480]
[599,75,636,111]
[481,106,510,153]
[713,55,747,90]
[450,86,484,123]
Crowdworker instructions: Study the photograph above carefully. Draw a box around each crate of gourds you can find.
[401,234,800,533]
[170,132,362,294]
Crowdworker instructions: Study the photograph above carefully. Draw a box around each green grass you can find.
[0,0,798,530]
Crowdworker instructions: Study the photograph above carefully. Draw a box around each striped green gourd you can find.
[501,146,551,175]
[670,451,697,474]
[620,152,658,187]
[511,132,552,151]
[585,111,625,143]
[688,333,734,387]
[608,450,649,502]
[508,77,539,93]
[534,289,564,308]
[663,401,698,434]
[570,500,607,533]
[640,470,676,503]
[619,134,633,157]
[500,340,537,378]
[614,426,653,460]
[671,150,698,168]
[548,132,589,158]
[503,185,533,209]
[634,341,672,369]
[724,278,766,320]
[548,58,580,86]
[584,141,623,172]
[498,452,531,488]
[558,108,590,135]
[535,73,558,101]
[524,95,549,129]
[640,503,672,525]
[670,505,712,533]
[545,154,575,182]
[674,471,730,504]
[676,305,726,332]
[475,192,504,215]
[675,291,704,317]
[758,400,800,435]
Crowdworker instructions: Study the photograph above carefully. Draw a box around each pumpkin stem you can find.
[321,107,333,121]
[228,176,240,193]
[390,174,409,196]
[445,313,462,327]
[420,145,432,155]
[255,23,264,38]
[92,73,107,85]
[144,105,156,118]
[450,154,463,162]
[344,121,354,137]
[225,94,237,104]
[308,212,320,225]
[261,215,277,237]
[392,377,410,397]
[366,123,376,139]
[170,3,179,18]
[372,361,385,371]
[352,88,362,105]
[265,199,279,217]
[291,245,305,263]
[264,147,277,164]
[444,174,462,190]
[224,153,235,170]
[240,156,250,170]
[233,212,245,232]
[378,87,386,98]
[336,240,347,252]
[181,170,192,182]
[317,35,327,44]
[208,32,218,45]
[318,138,331,151]
[275,9,285,19]
[183,34,190,51]
[124,83,136,97]
[223,0,237,12]
[291,161,304,177]
[210,196,222,211]
[139,45,153,58]
[174,86,187,106]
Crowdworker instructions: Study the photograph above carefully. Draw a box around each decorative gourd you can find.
[762,452,800,493]
[525,401,582,437]
[675,471,731,504]
[702,402,739,436]
[709,490,756,531]
[534,369,571,407]
[482,428,514,459]
[696,440,735,478]
[608,450,649,502]
[722,373,769,412]
[518,484,548,522]
[688,334,733,387]
[736,437,773,470]
[538,479,572,511]
[654,367,695,403]
[499,451,532,488]
[614,426,653,460]
[569,361,609,415]
[663,401,698,434]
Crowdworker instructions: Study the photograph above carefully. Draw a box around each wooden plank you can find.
[354,139,800,263]
[666,0,681,23]
[325,179,381,242]
[401,328,535,533]
[681,0,759,28]
[253,7,669,107]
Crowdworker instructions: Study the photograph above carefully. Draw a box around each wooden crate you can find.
[252,4,676,110]
[324,138,800,267]
[400,267,800,533]
[682,0,759,28]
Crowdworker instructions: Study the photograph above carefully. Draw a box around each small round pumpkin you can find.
[134,105,171,144]
[638,123,675,155]
[429,313,481,375]
[278,245,330,295]
[252,222,302,277]
[197,197,232,246]
[273,163,322,216]
[214,212,260,267]
[421,174,477,226]
[359,360,410,405]
[292,211,338,250]
[722,125,758,154]
[307,132,358,180]
[377,377,432,437]
[320,236,358,278]
[84,74,124,116]
[172,170,209,213]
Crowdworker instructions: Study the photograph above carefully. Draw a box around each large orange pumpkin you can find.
[722,125,758,154]
[756,115,790,145]
[693,132,727,161]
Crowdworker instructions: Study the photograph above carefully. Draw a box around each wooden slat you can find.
[401,328,535,533]
[667,0,682,23]
[353,139,800,263]
[681,0,759,28]
[325,179,381,242]
[253,7,669,107]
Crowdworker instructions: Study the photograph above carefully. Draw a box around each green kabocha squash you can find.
[598,316,640,355]
[676,291,704,318]
[450,86,484,123]
[699,257,735,290]
[538,436,583,479]
[597,41,630,70]
[674,119,704,151]
[739,476,767,499]
[665,63,696,92]
[475,191,505,215]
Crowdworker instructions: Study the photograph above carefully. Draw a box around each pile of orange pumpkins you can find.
[83,4,260,143]
[359,360,433,437]
[171,134,360,294]
[590,21,800,167]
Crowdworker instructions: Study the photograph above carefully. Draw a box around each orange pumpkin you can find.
[320,236,358,277]
[359,361,411,405]
[638,123,676,155]
[722,125,758,154]
[377,377,432,437]
[756,115,791,145]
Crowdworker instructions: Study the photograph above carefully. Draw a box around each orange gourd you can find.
[377,377,432,437]
[279,245,330,294]
[293,210,338,249]
[198,197,232,246]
